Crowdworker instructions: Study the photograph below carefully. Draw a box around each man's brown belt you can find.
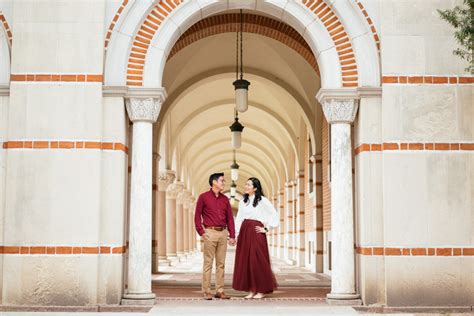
[204,225,225,231]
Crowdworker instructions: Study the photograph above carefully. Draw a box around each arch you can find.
[184,145,281,188]
[155,68,317,157]
[167,13,319,75]
[179,123,296,173]
[0,11,12,84]
[169,100,299,162]
[191,155,275,194]
[186,137,289,181]
[104,0,381,88]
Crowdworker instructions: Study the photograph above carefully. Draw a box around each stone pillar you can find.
[277,189,284,258]
[188,197,196,252]
[166,183,179,264]
[175,183,185,259]
[182,195,189,255]
[284,182,291,262]
[317,89,361,304]
[311,154,324,273]
[155,170,175,270]
[122,88,166,305]
[296,171,306,267]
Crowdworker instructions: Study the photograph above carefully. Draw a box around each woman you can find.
[232,177,279,299]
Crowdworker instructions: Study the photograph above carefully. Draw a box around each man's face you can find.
[213,176,225,191]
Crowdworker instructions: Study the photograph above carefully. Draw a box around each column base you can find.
[326,293,362,306]
[166,255,179,266]
[121,293,156,305]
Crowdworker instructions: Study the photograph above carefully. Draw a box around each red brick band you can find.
[382,76,474,85]
[355,142,474,155]
[2,140,128,154]
[10,74,103,83]
[356,246,474,257]
[0,245,126,255]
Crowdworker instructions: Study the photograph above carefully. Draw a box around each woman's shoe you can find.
[253,293,265,299]
[244,292,255,299]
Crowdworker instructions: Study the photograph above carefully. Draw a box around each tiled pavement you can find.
[153,249,330,299]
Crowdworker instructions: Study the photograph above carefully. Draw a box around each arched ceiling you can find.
[157,14,321,197]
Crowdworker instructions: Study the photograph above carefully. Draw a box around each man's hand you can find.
[228,238,236,246]
[202,233,210,241]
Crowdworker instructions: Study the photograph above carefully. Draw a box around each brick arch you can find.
[0,11,12,48]
[104,0,129,51]
[126,0,184,86]
[303,0,358,87]
[125,0,363,87]
[354,0,380,54]
[167,13,319,75]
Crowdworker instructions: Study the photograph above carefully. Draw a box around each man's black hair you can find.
[209,172,224,187]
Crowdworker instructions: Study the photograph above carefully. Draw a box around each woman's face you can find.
[244,180,257,195]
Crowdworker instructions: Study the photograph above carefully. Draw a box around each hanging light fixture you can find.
[230,180,237,198]
[233,9,250,112]
[230,149,239,181]
[229,109,244,148]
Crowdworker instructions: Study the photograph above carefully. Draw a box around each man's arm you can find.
[194,195,205,236]
[226,199,235,239]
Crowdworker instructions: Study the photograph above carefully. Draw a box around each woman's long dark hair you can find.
[243,177,265,207]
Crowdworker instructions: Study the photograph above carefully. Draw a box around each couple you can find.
[194,172,279,300]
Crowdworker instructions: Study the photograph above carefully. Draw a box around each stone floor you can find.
[2,250,471,315]
[152,249,331,299]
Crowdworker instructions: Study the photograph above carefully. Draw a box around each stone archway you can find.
[104,0,382,306]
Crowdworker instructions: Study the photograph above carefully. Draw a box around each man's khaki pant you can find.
[202,228,228,294]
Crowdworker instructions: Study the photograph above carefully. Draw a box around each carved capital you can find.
[322,99,358,124]
[125,87,167,123]
[316,88,359,124]
[158,170,175,191]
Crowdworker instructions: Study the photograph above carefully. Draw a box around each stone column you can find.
[296,171,306,267]
[188,197,196,252]
[284,182,291,262]
[155,170,175,270]
[175,183,185,259]
[277,189,284,258]
[317,89,361,304]
[166,183,179,265]
[122,88,166,305]
[311,154,324,273]
[183,191,191,256]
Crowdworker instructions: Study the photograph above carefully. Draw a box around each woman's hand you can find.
[255,226,267,234]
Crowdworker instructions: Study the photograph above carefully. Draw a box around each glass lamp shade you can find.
[233,79,250,112]
[230,163,239,181]
[231,131,242,149]
[229,117,244,149]
[230,185,237,197]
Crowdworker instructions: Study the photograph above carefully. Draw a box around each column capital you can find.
[316,88,359,124]
[158,170,175,191]
[166,182,182,199]
[125,87,167,123]
[177,190,190,204]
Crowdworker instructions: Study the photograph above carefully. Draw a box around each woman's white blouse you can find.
[235,195,280,238]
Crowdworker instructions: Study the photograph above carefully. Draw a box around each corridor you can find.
[152,249,330,299]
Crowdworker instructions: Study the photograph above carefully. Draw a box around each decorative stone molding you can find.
[125,87,167,123]
[0,85,9,96]
[322,99,359,124]
[166,183,180,199]
[158,170,175,191]
[102,85,128,97]
[316,88,359,124]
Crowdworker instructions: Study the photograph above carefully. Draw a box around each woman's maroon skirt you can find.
[232,219,278,294]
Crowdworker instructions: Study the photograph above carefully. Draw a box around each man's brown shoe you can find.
[203,293,213,300]
[214,292,231,299]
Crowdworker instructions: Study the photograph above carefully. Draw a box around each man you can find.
[195,172,236,300]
